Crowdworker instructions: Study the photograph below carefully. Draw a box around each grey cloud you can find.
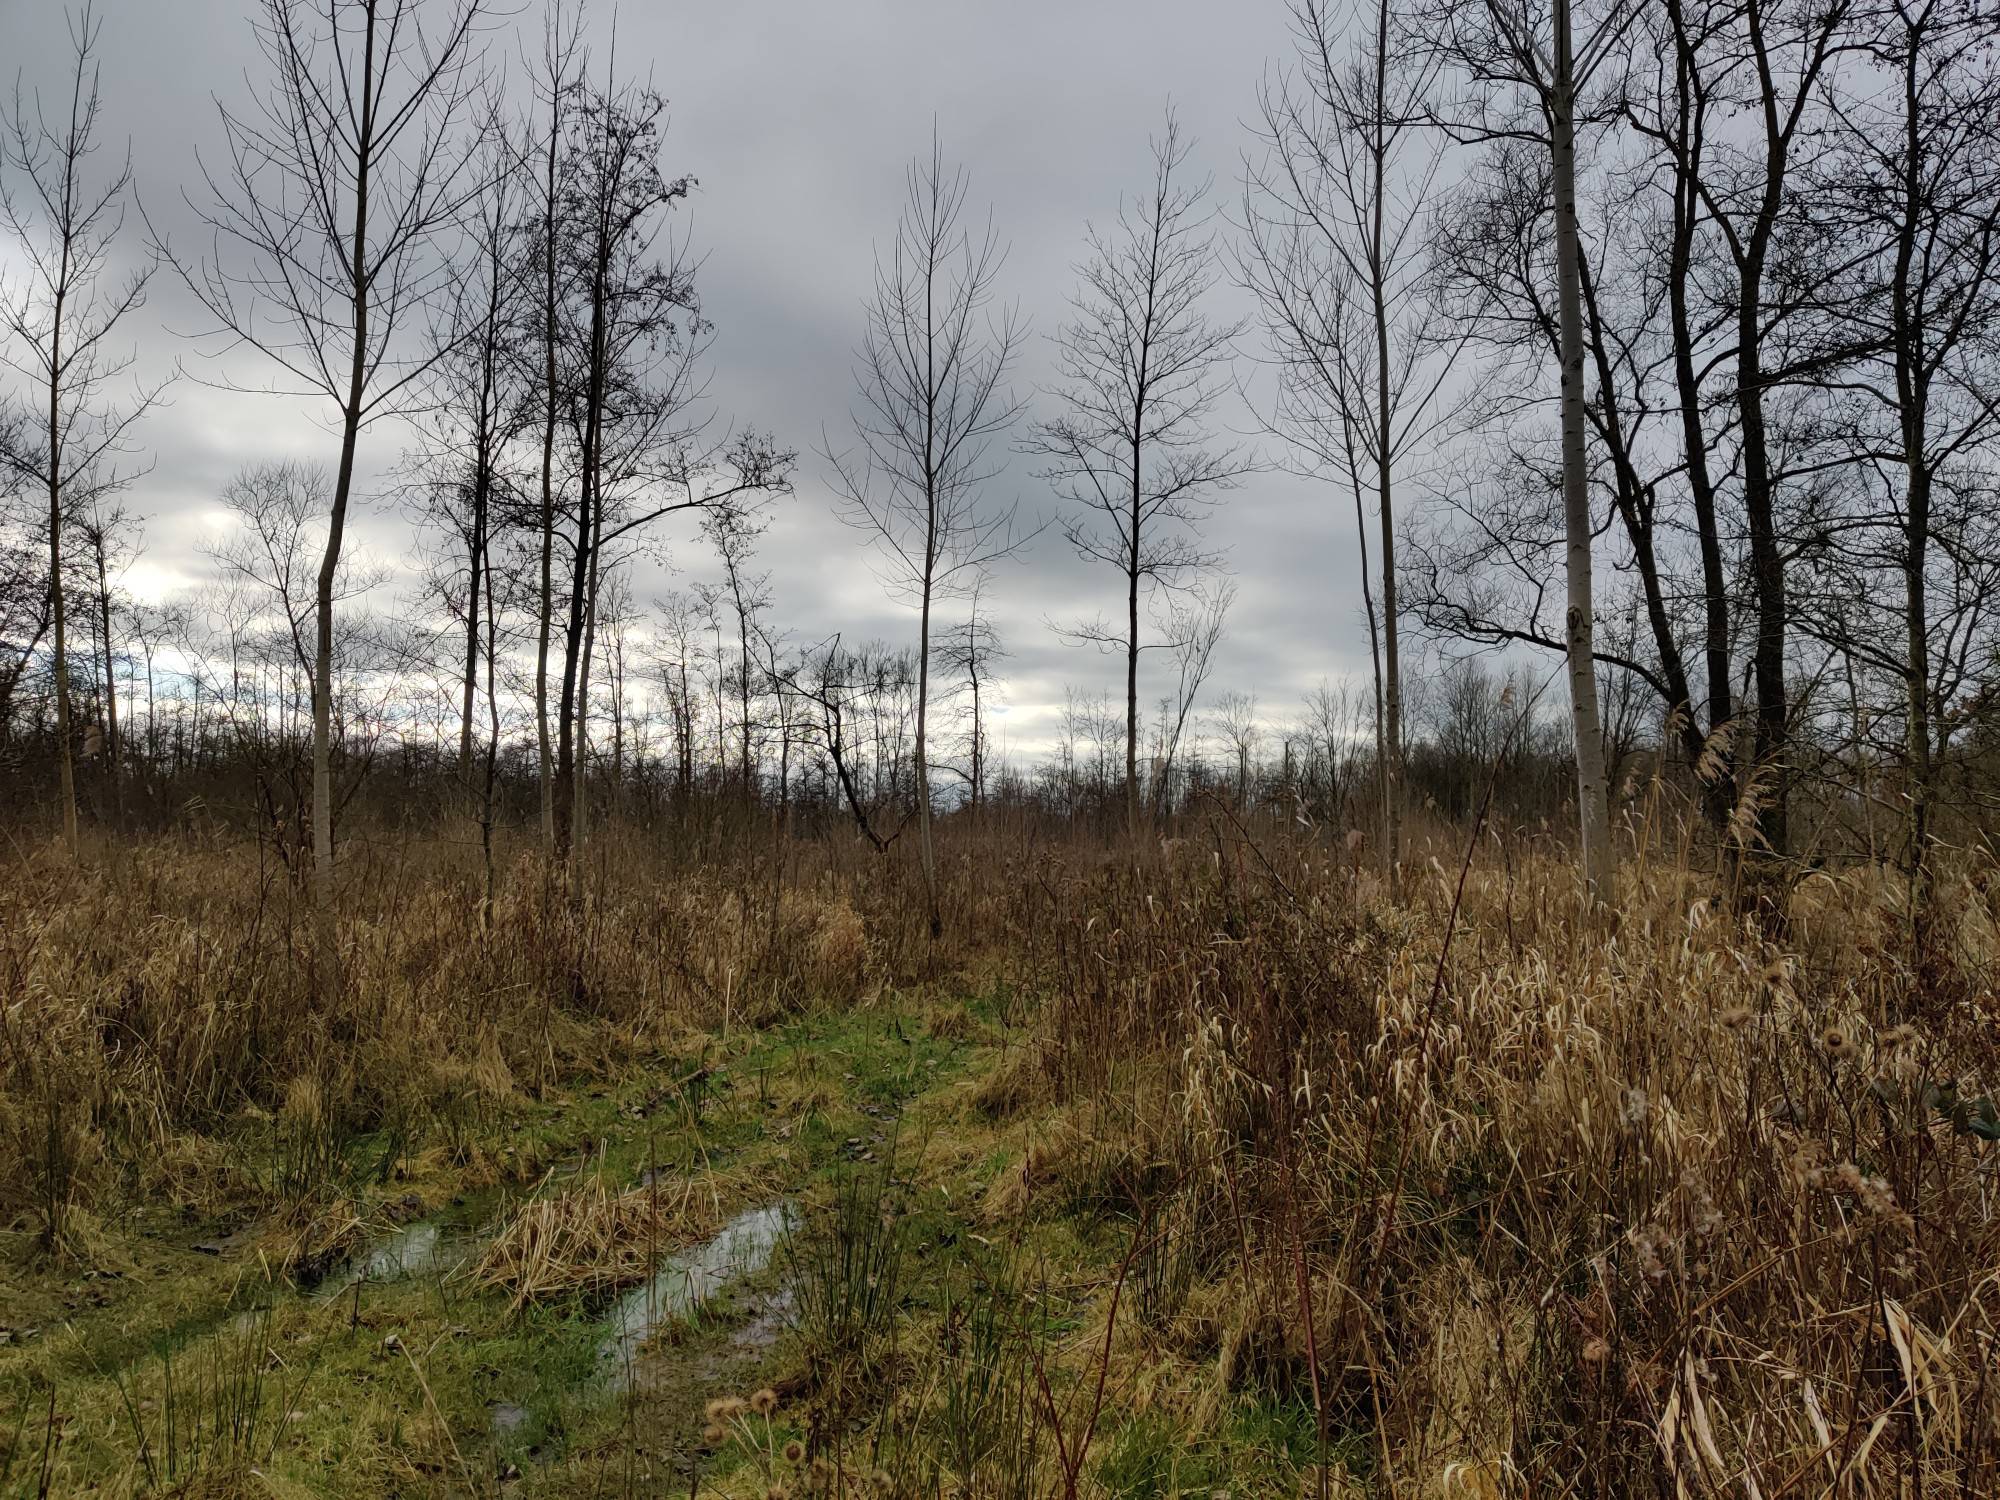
[5,0,1378,756]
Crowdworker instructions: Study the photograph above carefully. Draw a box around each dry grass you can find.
[4,807,1999,1493]
[995,830,2000,1494]
[473,1175,719,1308]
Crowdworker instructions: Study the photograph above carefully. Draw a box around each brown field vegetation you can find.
[3,796,1998,1496]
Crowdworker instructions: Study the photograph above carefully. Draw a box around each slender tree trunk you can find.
[736,598,753,797]
[94,528,120,825]
[1126,454,1141,840]
[311,0,379,989]
[1664,0,1735,828]
[969,664,983,809]
[1355,480,1386,834]
[1550,0,1614,896]
[1891,31,1932,906]
[44,232,78,856]
[556,221,611,873]
[457,472,485,805]
[677,659,692,798]
[552,452,589,867]
[535,87,561,857]
[610,633,624,789]
[480,526,500,929]
[915,568,940,939]
[47,453,77,854]
[458,249,503,819]
[1369,0,1402,893]
[1738,0,1794,864]
[1340,414,1387,856]
[569,503,601,889]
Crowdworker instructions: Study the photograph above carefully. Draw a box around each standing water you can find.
[598,1201,793,1375]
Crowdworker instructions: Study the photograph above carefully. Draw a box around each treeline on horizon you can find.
[3,0,2000,916]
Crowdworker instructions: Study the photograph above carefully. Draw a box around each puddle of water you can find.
[364,1222,444,1278]
[598,1202,792,1375]
[313,1220,463,1301]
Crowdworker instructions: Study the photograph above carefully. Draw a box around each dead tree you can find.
[829,134,1027,939]
[544,68,790,871]
[161,0,491,980]
[1030,109,1245,840]
[0,1,161,854]
[76,499,131,824]
[1242,0,1463,884]
[1801,0,2000,900]
[938,580,1006,811]
[1151,578,1231,817]
[521,0,587,854]
[407,112,526,844]
[1424,0,1639,894]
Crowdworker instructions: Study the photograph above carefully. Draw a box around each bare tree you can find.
[0,1,161,854]
[778,635,911,852]
[1150,577,1231,817]
[705,503,771,799]
[650,587,701,800]
[159,0,492,977]
[406,111,525,836]
[938,579,1007,810]
[545,67,790,871]
[1210,688,1262,807]
[0,406,53,742]
[1803,0,2000,901]
[1424,0,1639,894]
[830,135,1027,939]
[1030,109,1244,839]
[200,461,388,861]
[1242,0,1463,886]
[76,498,132,824]
[522,0,587,854]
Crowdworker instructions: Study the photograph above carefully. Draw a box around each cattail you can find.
[1619,1087,1651,1130]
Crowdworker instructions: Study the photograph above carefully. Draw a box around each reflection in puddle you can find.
[316,1219,459,1300]
[598,1202,792,1375]
[364,1222,443,1279]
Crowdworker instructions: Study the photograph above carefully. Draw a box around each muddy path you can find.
[0,1001,968,1497]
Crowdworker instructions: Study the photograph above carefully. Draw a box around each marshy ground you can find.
[4,823,1999,1495]
[1,950,1316,1497]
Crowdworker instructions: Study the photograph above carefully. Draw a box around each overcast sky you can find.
[4,0,1383,762]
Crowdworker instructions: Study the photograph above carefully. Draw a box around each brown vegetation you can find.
[2,790,1997,1492]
